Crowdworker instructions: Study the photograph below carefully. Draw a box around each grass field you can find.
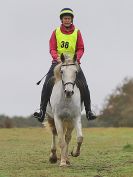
[0,128,133,177]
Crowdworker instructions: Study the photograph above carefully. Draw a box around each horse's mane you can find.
[54,63,62,82]
[54,58,79,82]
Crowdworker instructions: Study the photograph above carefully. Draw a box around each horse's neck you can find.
[50,80,83,114]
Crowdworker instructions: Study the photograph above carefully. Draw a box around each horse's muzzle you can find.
[63,82,75,98]
[64,90,74,98]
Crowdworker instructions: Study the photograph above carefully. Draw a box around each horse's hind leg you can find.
[71,117,83,157]
[48,118,58,163]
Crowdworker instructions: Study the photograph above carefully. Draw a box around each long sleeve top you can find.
[49,24,84,63]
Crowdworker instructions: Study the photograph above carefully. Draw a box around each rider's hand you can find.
[77,58,81,64]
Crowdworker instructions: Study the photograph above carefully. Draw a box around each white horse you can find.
[46,54,83,167]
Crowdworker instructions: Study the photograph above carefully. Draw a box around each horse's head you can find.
[60,53,79,98]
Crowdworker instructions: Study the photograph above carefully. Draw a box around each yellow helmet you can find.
[60,8,74,19]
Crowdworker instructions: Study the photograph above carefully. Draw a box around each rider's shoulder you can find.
[53,27,60,32]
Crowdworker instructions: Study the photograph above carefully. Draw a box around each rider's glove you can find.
[77,58,81,64]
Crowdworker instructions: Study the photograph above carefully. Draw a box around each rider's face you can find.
[62,16,72,27]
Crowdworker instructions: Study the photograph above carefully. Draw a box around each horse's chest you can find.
[56,100,77,119]
[51,83,80,119]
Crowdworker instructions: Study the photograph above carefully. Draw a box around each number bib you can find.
[55,27,78,58]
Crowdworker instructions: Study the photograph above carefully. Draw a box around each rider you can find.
[33,8,96,122]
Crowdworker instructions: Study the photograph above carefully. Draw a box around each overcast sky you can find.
[0,0,133,117]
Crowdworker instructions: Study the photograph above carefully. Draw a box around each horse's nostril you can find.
[67,92,71,97]
[64,90,74,97]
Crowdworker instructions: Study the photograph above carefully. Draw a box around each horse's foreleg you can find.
[71,118,83,157]
[49,133,58,163]
[65,127,73,165]
[54,118,67,167]
[48,119,58,163]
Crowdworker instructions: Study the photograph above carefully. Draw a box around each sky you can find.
[0,0,133,117]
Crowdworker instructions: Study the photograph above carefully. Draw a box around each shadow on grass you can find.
[123,143,133,152]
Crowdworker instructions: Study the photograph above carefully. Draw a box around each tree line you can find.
[0,115,41,128]
[87,77,133,127]
[0,78,133,128]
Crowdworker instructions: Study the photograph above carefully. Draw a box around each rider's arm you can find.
[76,30,84,64]
[49,30,59,62]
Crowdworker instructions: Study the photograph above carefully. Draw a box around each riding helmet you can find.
[60,8,74,19]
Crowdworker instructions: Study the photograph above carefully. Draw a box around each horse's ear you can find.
[61,53,65,63]
[73,53,77,63]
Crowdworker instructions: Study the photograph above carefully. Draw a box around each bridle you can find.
[61,63,77,89]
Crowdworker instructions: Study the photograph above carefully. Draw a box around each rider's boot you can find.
[84,85,97,120]
[33,109,45,122]
[76,68,97,121]
[33,81,50,123]
[33,77,54,122]
[86,110,96,120]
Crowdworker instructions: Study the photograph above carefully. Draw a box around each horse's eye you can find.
[60,70,63,74]
[75,71,78,74]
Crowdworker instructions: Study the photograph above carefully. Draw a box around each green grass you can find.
[0,128,133,177]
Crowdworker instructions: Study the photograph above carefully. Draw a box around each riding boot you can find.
[76,67,96,121]
[83,85,96,120]
[33,62,58,122]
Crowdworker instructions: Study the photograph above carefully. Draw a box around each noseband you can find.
[63,81,75,88]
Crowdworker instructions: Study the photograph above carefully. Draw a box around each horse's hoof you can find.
[49,156,58,163]
[66,160,71,166]
[71,151,80,157]
[59,162,67,167]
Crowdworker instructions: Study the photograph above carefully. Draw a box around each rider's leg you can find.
[33,62,58,122]
[76,67,96,120]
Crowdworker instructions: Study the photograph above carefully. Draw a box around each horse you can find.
[46,53,84,167]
